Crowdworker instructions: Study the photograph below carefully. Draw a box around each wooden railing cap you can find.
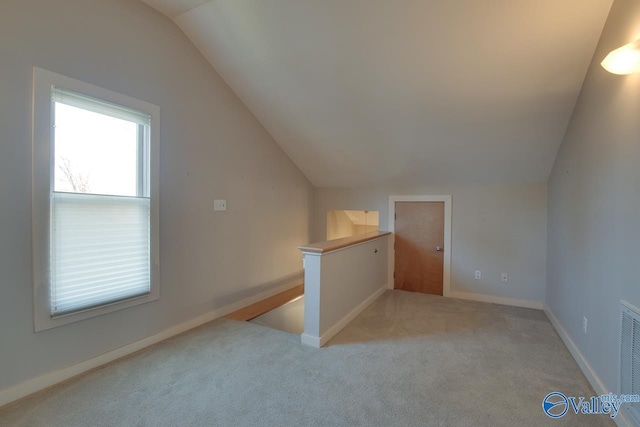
[298,231,391,254]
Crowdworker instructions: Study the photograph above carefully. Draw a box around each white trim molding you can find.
[0,279,302,409]
[451,291,543,310]
[544,305,635,427]
[32,67,161,331]
[388,195,452,297]
[300,233,389,348]
[302,285,387,348]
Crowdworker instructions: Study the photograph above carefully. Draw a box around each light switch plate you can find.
[214,199,227,211]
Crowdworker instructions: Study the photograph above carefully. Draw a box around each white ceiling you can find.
[142,0,612,187]
[141,0,210,18]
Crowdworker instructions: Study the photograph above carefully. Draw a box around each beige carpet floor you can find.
[0,290,613,426]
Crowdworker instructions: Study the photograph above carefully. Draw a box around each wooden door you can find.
[394,202,444,295]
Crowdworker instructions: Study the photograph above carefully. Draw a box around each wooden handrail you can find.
[298,231,391,254]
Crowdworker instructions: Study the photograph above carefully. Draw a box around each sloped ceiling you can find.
[142,0,612,187]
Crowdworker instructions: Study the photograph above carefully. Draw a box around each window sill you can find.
[34,291,158,332]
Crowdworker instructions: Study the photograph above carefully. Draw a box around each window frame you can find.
[32,67,160,332]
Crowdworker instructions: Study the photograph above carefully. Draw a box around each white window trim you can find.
[32,67,160,332]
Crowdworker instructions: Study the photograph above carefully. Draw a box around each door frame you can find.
[388,195,452,297]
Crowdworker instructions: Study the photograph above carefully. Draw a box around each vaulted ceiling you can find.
[142,0,613,187]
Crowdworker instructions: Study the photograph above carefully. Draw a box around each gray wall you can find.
[0,0,313,390]
[546,0,640,392]
[316,183,547,305]
[546,0,640,394]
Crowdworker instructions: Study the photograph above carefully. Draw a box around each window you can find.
[32,68,159,331]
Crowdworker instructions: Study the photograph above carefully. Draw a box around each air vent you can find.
[621,301,640,424]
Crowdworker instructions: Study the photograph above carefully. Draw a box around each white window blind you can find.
[49,86,152,317]
[51,193,151,315]
[33,67,159,331]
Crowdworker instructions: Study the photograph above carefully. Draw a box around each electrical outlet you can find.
[501,273,508,283]
[214,199,227,211]
[583,316,588,334]
[475,270,481,280]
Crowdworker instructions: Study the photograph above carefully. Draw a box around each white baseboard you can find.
[302,285,387,348]
[449,291,543,310]
[544,305,636,427]
[0,280,302,409]
[300,333,320,347]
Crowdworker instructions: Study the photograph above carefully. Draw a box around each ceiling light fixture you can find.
[601,39,640,75]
